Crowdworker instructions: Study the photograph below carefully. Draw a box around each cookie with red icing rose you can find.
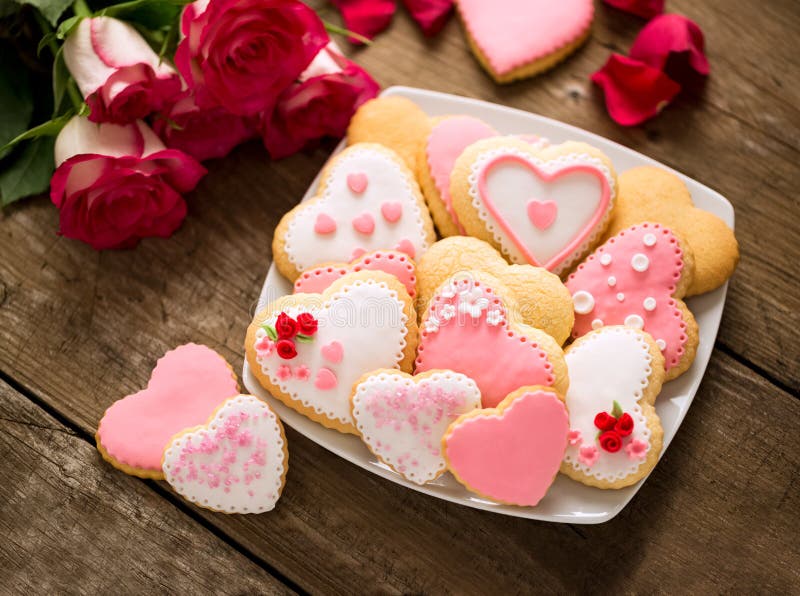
[416,236,574,345]
[456,0,594,83]
[415,269,569,407]
[245,270,417,434]
[560,326,665,489]
[162,394,288,514]
[272,143,436,282]
[443,385,569,506]
[450,136,618,277]
[351,369,482,485]
[566,222,699,380]
[96,343,239,479]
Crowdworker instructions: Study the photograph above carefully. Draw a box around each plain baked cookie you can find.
[560,326,665,489]
[245,270,417,434]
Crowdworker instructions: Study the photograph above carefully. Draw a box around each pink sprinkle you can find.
[294,365,311,381]
[277,365,292,381]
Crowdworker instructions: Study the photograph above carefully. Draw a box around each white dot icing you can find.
[624,314,644,329]
[616,292,625,302]
[572,290,595,315]
[643,233,657,247]
[608,276,617,287]
[656,339,667,351]
[631,253,649,272]
[591,319,603,329]
[600,253,612,266]
[643,297,657,311]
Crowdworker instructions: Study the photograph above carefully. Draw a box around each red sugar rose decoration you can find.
[296,312,319,336]
[603,0,664,20]
[615,413,634,437]
[629,14,710,76]
[594,402,636,452]
[594,412,618,431]
[276,339,298,360]
[599,431,623,453]
[275,313,299,339]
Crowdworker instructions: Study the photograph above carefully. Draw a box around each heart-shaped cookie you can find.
[351,369,482,485]
[415,270,568,407]
[443,386,569,506]
[162,395,288,513]
[566,223,699,380]
[273,143,435,281]
[450,137,617,276]
[293,249,417,298]
[96,343,239,479]
[456,0,594,83]
[560,326,665,489]
[246,271,417,434]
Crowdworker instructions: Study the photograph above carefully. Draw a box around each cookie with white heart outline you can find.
[450,136,617,276]
[162,394,288,514]
[560,326,665,489]
[415,269,568,407]
[416,236,574,345]
[351,369,482,485]
[245,270,417,434]
[272,143,436,282]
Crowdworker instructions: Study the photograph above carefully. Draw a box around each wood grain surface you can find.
[0,0,798,592]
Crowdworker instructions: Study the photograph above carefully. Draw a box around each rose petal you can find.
[629,14,710,76]
[602,0,664,19]
[591,53,681,126]
[331,0,396,43]
[402,0,453,36]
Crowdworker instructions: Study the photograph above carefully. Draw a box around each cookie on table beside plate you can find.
[416,236,574,344]
[604,166,738,295]
[351,369,482,485]
[162,395,288,514]
[272,143,436,282]
[245,270,417,435]
[566,222,699,380]
[450,137,618,276]
[443,386,569,506]
[560,326,665,489]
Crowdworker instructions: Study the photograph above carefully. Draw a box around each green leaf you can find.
[12,0,74,26]
[611,400,623,418]
[0,47,34,160]
[52,45,70,115]
[99,0,188,30]
[295,334,313,343]
[263,325,277,341]
[55,15,83,40]
[0,112,72,154]
[0,137,55,207]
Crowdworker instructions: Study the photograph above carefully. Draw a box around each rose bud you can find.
[615,413,635,437]
[63,17,181,124]
[275,313,299,339]
[51,115,205,250]
[599,430,623,453]
[276,338,298,360]
[594,411,618,431]
[296,312,318,336]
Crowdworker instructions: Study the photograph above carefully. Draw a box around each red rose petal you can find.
[629,14,710,76]
[331,0,396,44]
[602,0,664,20]
[402,0,453,36]
[591,53,681,126]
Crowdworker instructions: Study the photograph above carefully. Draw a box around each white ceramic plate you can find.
[243,86,733,523]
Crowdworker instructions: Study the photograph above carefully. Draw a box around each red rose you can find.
[63,17,181,124]
[594,412,618,431]
[275,313,299,339]
[599,431,623,453]
[261,42,380,159]
[615,413,634,437]
[153,90,257,162]
[175,0,328,116]
[50,116,205,250]
[602,0,664,19]
[296,313,318,336]
[276,339,298,360]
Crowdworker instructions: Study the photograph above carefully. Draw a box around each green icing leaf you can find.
[0,136,55,206]
[295,334,313,343]
[611,400,623,418]
[263,325,277,341]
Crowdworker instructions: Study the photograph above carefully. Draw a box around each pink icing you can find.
[445,390,568,506]
[566,223,688,371]
[527,199,557,230]
[457,0,594,75]
[395,238,416,259]
[347,172,368,194]
[352,212,375,235]
[314,213,337,235]
[96,343,238,472]
[321,341,344,364]
[315,367,338,390]
[477,153,611,272]
[415,281,555,407]
[292,250,417,298]
[426,116,497,233]
[380,201,403,223]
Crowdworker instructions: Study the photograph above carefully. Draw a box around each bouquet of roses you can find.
[0,0,379,249]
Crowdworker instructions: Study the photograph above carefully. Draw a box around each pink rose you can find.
[175,0,328,116]
[51,116,206,250]
[63,17,181,124]
[261,42,380,158]
[153,90,256,161]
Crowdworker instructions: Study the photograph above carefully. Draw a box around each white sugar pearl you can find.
[643,233,657,247]
[600,253,612,266]
[643,297,657,311]
[656,339,667,351]
[572,290,595,315]
[608,276,617,287]
[616,292,625,302]
[591,319,604,330]
[625,314,644,329]
[631,253,650,272]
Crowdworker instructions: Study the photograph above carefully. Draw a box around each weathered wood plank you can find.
[0,380,292,594]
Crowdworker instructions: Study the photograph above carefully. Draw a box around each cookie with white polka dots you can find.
[565,223,699,380]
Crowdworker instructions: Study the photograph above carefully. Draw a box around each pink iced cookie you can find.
[443,387,569,506]
[162,395,288,513]
[565,222,699,380]
[96,343,239,479]
[293,250,417,298]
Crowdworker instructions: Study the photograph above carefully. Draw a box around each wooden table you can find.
[2,0,798,592]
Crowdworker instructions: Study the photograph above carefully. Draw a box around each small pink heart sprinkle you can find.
[527,200,558,230]
[315,367,338,390]
[352,213,375,235]
[347,172,368,194]
[395,238,415,259]
[320,341,344,364]
[314,213,337,235]
[380,201,403,223]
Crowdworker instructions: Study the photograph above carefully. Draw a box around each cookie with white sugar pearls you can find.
[566,223,699,380]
